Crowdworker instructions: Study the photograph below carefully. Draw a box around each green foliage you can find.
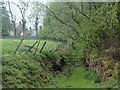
[46,67,99,88]
[117,2,120,22]
[83,69,101,83]
[2,54,51,88]
[2,2,119,88]
[42,50,58,60]
[0,2,12,36]
[39,2,74,40]
[41,4,119,86]
[3,38,118,88]
[41,2,119,52]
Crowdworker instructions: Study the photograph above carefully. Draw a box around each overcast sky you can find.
[4,0,48,29]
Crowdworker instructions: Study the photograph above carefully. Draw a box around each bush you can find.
[42,50,58,60]
[83,69,101,83]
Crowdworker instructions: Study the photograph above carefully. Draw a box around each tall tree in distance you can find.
[8,0,17,36]
[11,0,28,36]
[28,2,45,36]
[0,2,12,36]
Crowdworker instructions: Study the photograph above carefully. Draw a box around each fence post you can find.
[34,39,40,56]
[14,38,24,55]
[40,41,47,53]
[25,40,38,53]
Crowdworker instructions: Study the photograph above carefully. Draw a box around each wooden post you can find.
[34,39,40,56]
[40,41,46,53]
[14,38,24,55]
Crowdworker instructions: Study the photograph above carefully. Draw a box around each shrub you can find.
[83,69,101,83]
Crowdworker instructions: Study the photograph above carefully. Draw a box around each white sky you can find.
[4,0,48,29]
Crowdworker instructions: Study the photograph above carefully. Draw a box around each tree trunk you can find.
[22,19,26,36]
[35,16,39,36]
[12,21,16,36]
[8,1,17,37]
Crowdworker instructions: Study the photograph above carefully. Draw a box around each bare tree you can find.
[29,2,45,35]
[8,0,17,36]
[10,1,28,36]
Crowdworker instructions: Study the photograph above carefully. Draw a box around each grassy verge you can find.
[2,38,104,88]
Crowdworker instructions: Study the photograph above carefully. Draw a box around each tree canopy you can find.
[40,2,119,51]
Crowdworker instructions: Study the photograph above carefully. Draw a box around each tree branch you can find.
[67,2,96,23]
[10,2,24,19]
[39,3,80,37]
[66,2,82,28]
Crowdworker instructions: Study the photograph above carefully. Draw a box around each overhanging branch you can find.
[39,3,80,37]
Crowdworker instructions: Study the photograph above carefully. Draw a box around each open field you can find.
[2,38,60,55]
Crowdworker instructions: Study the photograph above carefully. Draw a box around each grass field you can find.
[2,38,60,55]
[2,38,103,88]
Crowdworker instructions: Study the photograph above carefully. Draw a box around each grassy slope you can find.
[2,38,100,88]
[2,38,59,88]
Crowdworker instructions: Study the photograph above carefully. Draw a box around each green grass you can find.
[2,38,102,88]
[2,38,59,88]
[2,38,60,55]
[45,67,99,88]
[2,54,54,88]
